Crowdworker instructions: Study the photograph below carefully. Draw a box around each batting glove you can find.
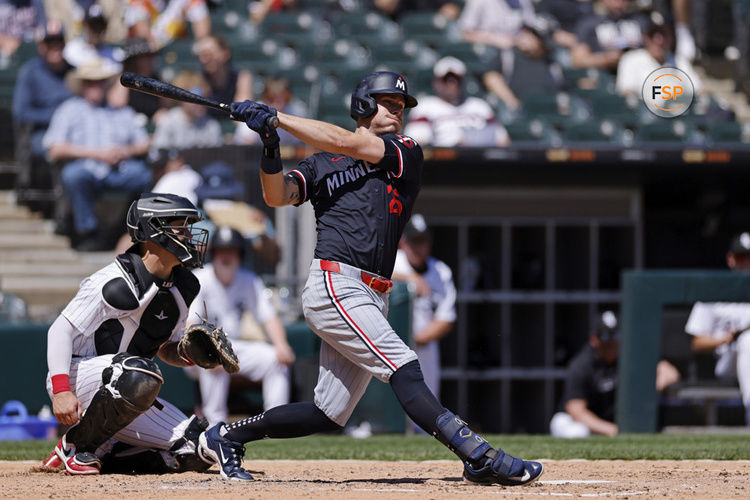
[230,100,280,148]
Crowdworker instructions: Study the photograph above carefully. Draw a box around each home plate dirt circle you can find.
[2,459,748,499]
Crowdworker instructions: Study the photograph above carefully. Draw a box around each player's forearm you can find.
[277,111,385,163]
[565,399,617,436]
[157,341,192,367]
[413,320,454,345]
[260,170,299,207]
[47,315,74,377]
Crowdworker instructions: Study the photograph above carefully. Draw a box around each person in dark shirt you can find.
[571,0,648,71]
[550,311,680,438]
[195,35,253,120]
[197,71,543,487]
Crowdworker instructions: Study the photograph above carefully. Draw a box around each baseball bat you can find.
[119,72,279,129]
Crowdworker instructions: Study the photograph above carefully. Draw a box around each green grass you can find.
[2,434,750,461]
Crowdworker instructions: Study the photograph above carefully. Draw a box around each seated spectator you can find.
[187,226,294,425]
[62,4,123,70]
[12,21,71,161]
[0,0,45,68]
[125,0,211,50]
[43,58,151,251]
[685,232,750,427]
[149,148,202,205]
[370,0,461,21]
[459,0,538,50]
[550,311,680,438]
[235,76,306,145]
[44,0,128,48]
[483,24,565,111]
[152,70,223,150]
[534,0,593,48]
[112,37,166,121]
[404,56,510,147]
[195,162,282,269]
[616,22,702,97]
[195,35,253,121]
[571,0,648,71]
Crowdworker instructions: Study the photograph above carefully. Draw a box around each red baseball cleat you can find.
[54,435,101,476]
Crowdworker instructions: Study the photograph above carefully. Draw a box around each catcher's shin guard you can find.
[66,353,163,454]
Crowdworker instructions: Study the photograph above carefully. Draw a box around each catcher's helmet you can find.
[208,226,245,260]
[350,71,418,120]
[127,193,208,268]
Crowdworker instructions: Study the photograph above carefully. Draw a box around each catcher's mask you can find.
[350,71,418,120]
[127,193,209,268]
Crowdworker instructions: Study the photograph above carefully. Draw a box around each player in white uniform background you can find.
[42,193,214,475]
[685,232,750,426]
[403,56,510,147]
[392,214,456,401]
[187,226,294,425]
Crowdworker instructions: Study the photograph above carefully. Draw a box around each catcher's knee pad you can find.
[434,410,492,464]
[67,354,163,454]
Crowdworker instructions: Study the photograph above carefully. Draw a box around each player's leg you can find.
[734,331,750,425]
[52,353,163,475]
[234,340,291,410]
[199,340,359,480]
[197,366,231,425]
[389,360,543,486]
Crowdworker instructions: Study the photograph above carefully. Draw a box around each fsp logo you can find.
[641,67,694,118]
[395,77,405,91]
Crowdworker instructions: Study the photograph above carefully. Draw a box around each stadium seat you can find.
[261,11,321,36]
[319,112,354,130]
[706,121,745,144]
[634,120,690,143]
[562,120,624,144]
[504,118,558,145]
[329,11,400,42]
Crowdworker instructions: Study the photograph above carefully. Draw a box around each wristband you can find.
[263,145,281,159]
[260,153,283,174]
[51,374,71,394]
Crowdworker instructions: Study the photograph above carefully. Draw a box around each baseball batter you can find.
[41,193,216,475]
[188,226,294,425]
[199,71,543,486]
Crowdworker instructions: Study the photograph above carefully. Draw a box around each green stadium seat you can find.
[504,118,558,145]
[562,120,624,143]
[330,11,400,42]
[261,11,321,36]
[634,120,689,143]
[319,112,354,130]
[706,121,745,144]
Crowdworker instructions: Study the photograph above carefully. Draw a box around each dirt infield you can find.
[2,459,748,499]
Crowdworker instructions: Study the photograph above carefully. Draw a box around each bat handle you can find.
[266,116,280,129]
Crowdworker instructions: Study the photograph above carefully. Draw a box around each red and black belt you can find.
[319,260,393,294]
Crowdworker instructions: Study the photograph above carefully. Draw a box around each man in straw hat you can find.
[43,57,151,251]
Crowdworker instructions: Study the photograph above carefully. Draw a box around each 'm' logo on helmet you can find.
[396,78,405,91]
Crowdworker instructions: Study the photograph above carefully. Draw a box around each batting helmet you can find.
[350,71,418,120]
[208,226,245,261]
[127,193,208,268]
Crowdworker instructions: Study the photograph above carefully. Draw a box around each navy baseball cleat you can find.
[463,447,543,486]
[198,423,253,481]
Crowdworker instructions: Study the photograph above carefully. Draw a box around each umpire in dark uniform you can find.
[198,71,543,487]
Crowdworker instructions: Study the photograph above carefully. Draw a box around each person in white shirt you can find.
[616,22,702,97]
[188,226,295,425]
[685,232,750,426]
[404,57,510,147]
[392,214,456,400]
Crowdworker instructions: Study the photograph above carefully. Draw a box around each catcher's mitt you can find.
[178,316,239,374]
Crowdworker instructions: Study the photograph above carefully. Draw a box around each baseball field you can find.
[2,434,749,499]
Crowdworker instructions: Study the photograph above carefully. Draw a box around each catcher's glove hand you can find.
[178,318,239,374]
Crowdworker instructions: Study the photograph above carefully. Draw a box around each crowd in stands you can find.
[1,0,747,251]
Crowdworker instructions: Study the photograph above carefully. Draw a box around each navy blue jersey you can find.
[289,133,423,278]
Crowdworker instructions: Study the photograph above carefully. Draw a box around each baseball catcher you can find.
[197,71,543,487]
[41,193,218,475]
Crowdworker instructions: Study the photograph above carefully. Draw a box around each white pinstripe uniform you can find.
[187,264,290,425]
[45,252,198,452]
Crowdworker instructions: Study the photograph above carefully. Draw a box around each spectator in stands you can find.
[152,70,223,150]
[195,162,282,269]
[44,0,128,48]
[550,311,680,438]
[616,22,702,97]
[187,226,294,425]
[195,35,253,121]
[685,232,750,427]
[12,21,71,160]
[534,0,593,48]
[62,4,123,70]
[149,148,203,205]
[115,37,166,121]
[404,56,510,147]
[392,215,456,403]
[459,0,537,50]
[125,0,211,50]
[571,0,648,71]
[235,76,306,145]
[0,0,46,68]
[482,24,565,111]
[370,0,461,21]
[43,58,151,251]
